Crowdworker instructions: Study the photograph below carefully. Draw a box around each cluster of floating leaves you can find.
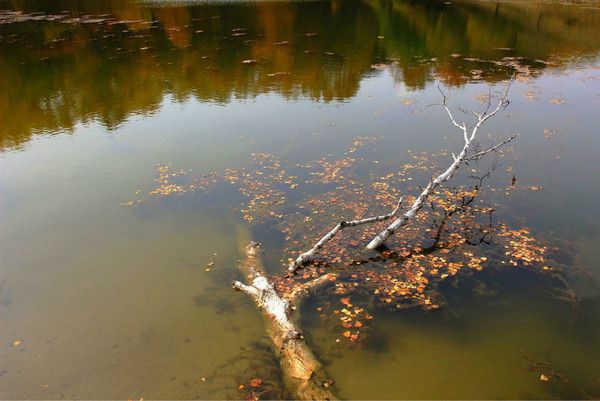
[225,153,291,222]
[149,164,190,196]
[298,136,378,185]
[252,143,562,340]
[121,164,219,206]
[497,226,551,269]
[399,52,559,86]
[543,128,561,139]
[334,296,372,342]
[126,137,565,342]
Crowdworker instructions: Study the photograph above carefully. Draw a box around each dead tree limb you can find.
[465,134,516,161]
[287,197,403,274]
[366,81,514,250]
[233,242,337,400]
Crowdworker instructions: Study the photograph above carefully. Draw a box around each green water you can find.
[1,0,600,398]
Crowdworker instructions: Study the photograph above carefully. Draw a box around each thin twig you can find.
[465,134,517,161]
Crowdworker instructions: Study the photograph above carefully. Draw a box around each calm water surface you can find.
[1,0,600,398]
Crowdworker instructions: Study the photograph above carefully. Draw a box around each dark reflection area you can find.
[300,263,600,399]
[1,0,600,149]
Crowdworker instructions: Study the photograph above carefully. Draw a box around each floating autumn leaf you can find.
[342,331,351,338]
[250,378,262,387]
[543,128,560,138]
[522,90,539,100]
[13,340,21,346]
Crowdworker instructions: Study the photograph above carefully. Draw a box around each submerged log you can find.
[233,242,337,400]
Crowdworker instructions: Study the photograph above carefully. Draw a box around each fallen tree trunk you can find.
[231,83,515,398]
[233,242,337,400]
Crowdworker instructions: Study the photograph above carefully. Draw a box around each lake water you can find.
[1,0,600,399]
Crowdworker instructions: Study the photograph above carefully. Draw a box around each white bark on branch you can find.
[233,242,337,400]
[287,197,403,274]
[366,81,513,250]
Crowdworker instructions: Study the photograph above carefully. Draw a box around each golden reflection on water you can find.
[1,0,600,149]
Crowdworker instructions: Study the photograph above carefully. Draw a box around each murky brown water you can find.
[1,0,600,399]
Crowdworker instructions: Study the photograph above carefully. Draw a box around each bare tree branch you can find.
[366,79,514,250]
[287,197,403,274]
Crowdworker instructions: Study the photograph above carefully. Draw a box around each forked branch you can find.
[365,80,514,249]
[287,197,403,274]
